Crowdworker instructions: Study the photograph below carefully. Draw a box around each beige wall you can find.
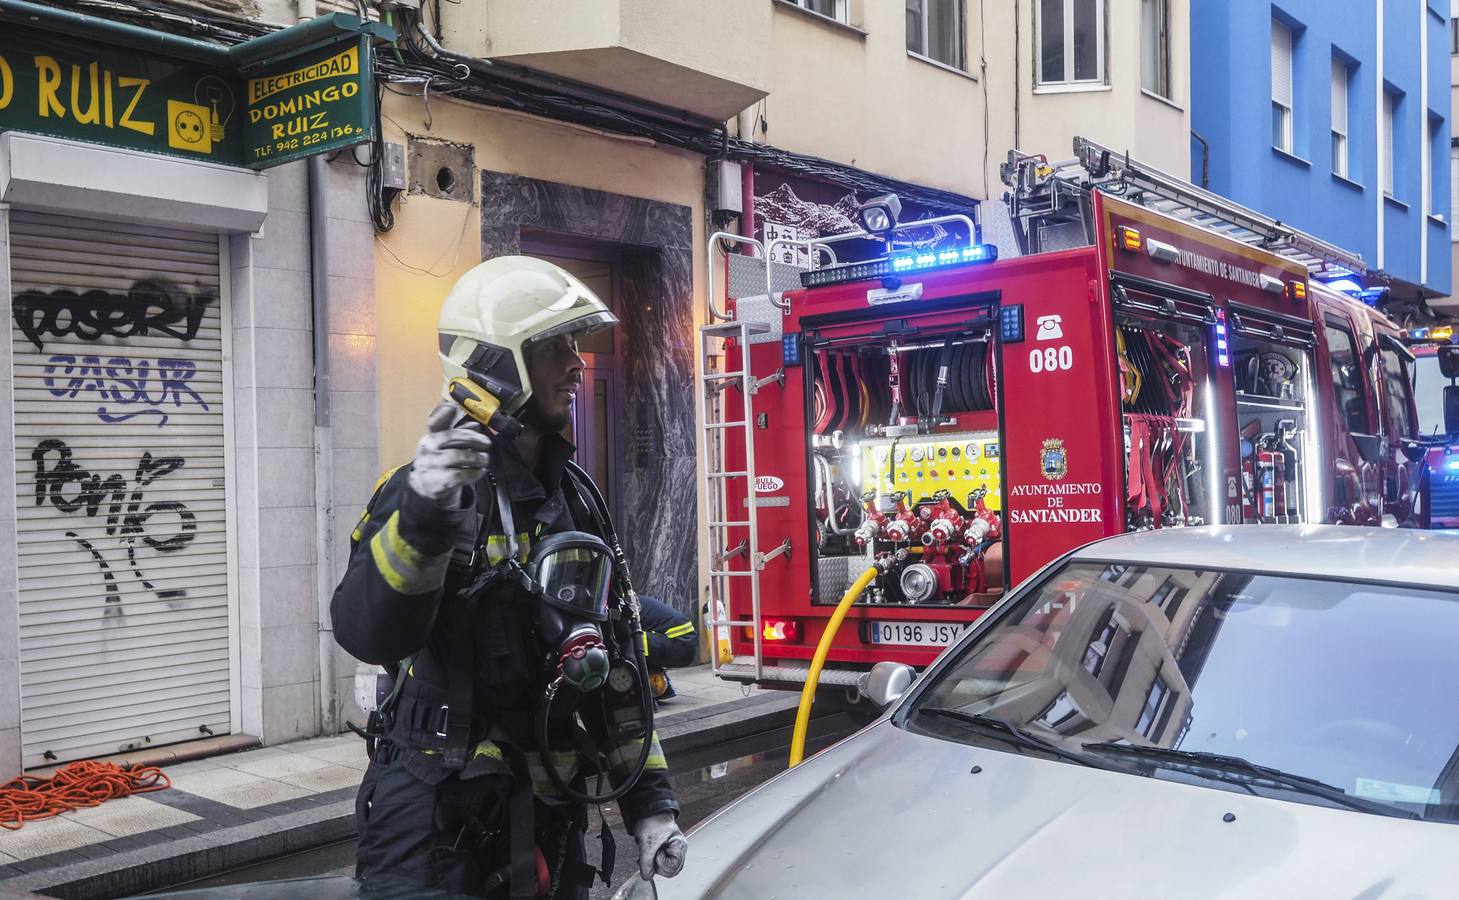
[1013,0,1191,179]
[763,1,1010,200]
[441,0,771,121]
[372,92,709,467]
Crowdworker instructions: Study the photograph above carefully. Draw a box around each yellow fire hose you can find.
[788,565,878,767]
[788,547,923,767]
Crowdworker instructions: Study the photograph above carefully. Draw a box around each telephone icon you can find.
[1035,315,1064,341]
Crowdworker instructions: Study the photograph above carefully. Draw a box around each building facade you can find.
[1191,0,1452,304]
[0,8,381,776]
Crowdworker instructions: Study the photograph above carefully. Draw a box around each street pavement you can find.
[0,666,809,900]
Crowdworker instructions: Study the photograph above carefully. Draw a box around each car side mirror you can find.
[861,661,916,709]
[1401,439,1428,463]
[1351,432,1385,463]
[1438,346,1459,380]
[1446,384,1459,435]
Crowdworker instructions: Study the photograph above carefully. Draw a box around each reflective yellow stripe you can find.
[664,622,695,639]
[370,511,451,594]
[484,532,532,565]
[472,742,504,761]
[607,732,667,773]
[526,750,582,796]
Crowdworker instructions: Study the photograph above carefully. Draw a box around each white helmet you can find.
[437,255,617,414]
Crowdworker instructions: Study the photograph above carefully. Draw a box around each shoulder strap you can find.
[350,464,406,545]
[561,463,607,535]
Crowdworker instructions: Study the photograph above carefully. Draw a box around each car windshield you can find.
[904,560,1459,823]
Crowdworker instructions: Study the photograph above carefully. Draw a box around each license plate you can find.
[869,621,967,646]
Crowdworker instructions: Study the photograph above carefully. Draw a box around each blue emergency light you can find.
[1214,309,1230,367]
[799,244,999,288]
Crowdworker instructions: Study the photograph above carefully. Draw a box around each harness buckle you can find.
[435,704,451,738]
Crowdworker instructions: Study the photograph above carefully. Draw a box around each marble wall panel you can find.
[480,172,699,626]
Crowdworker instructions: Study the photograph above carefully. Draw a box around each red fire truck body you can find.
[1409,335,1459,528]
[704,166,1419,689]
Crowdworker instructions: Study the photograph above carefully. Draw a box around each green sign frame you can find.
[0,19,377,170]
[243,38,376,169]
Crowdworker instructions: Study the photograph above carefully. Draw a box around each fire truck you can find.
[1408,326,1459,528]
[700,138,1423,691]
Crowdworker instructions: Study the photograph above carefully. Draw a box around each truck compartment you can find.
[807,318,1005,608]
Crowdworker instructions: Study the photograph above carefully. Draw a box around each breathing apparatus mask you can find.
[524,530,616,693]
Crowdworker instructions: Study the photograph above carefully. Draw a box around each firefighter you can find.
[333,256,687,898]
[637,596,697,700]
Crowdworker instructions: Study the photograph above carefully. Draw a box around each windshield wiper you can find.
[1081,741,1421,820]
[915,707,1133,773]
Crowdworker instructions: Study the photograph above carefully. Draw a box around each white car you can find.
[620,525,1459,899]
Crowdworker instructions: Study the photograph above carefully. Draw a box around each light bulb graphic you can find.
[194,76,236,142]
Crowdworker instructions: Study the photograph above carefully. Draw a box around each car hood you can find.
[653,722,1459,899]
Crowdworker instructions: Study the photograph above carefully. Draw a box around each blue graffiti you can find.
[43,354,210,427]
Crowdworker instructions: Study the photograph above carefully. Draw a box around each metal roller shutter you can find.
[9,209,231,767]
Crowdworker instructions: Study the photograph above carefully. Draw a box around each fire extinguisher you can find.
[1240,439,1257,522]
[1256,436,1286,523]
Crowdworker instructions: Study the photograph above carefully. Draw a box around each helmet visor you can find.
[526,310,619,348]
[530,532,614,621]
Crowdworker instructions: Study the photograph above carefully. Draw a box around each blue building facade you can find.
[1191,0,1451,301]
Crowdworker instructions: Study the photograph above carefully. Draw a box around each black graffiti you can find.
[13,281,214,351]
[43,354,210,427]
[33,439,197,607]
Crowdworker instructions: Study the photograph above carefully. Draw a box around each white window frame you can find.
[1140,0,1171,98]
[790,0,848,23]
[1382,90,1396,198]
[1331,58,1349,178]
[1036,0,1107,86]
[1272,19,1294,154]
[1449,145,1458,239]
[907,0,966,70]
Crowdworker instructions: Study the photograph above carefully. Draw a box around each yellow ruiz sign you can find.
[0,26,240,164]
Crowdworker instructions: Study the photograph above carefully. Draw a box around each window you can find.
[1271,19,1294,153]
[1136,675,1170,737]
[1382,89,1397,197]
[1430,113,1445,217]
[906,0,965,69]
[1453,0,1459,54]
[1451,145,1459,238]
[1141,0,1170,97]
[1037,0,1105,85]
[1380,349,1416,439]
[1331,58,1349,177]
[790,0,846,22]
[1325,320,1370,436]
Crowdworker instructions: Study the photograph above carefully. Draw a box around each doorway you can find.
[530,244,625,524]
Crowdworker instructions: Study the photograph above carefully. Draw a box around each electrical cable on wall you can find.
[57,0,984,226]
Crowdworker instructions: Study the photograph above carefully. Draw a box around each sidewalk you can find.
[0,667,803,900]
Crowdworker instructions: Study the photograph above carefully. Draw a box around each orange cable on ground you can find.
[0,760,171,830]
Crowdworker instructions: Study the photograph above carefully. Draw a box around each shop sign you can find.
[0,24,374,170]
[0,25,242,166]
[243,39,375,169]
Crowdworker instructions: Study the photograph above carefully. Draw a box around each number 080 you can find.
[1028,346,1073,372]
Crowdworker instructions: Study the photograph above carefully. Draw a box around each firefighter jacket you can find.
[331,432,679,828]
[638,596,697,670]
